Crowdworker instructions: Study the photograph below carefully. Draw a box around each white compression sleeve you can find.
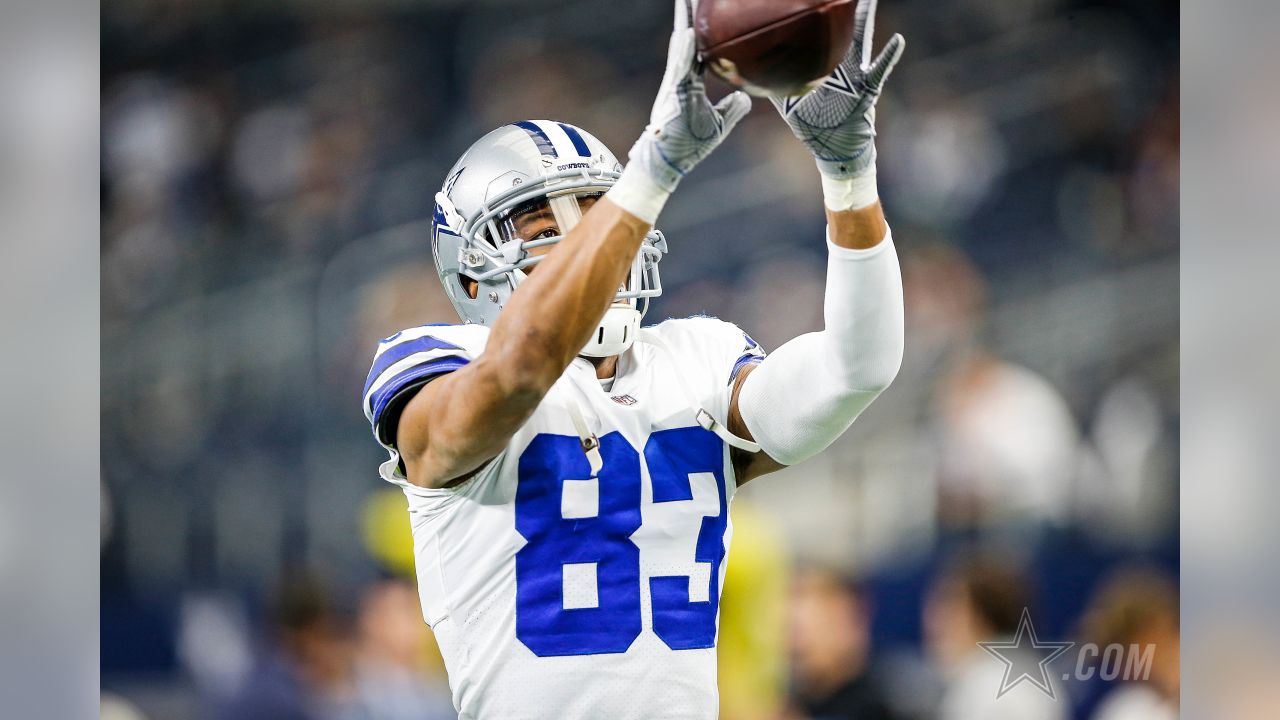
[737,228,905,466]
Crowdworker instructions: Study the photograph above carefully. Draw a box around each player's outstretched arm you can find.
[728,0,905,483]
[398,24,751,490]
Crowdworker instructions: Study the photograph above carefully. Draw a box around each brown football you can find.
[695,0,856,97]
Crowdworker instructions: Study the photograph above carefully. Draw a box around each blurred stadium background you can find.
[101,0,1177,718]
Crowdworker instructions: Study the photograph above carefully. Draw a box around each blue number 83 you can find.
[514,426,728,657]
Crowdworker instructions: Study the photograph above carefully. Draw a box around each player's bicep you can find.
[389,373,445,465]
[395,357,538,488]
[728,363,786,484]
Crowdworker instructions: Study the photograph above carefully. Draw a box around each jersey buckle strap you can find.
[638,327,762,455]
[696,408,762,454]
[566,399,605,476]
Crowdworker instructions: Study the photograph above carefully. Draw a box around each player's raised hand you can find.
[770,0,905,180]
[608,3,752,224]
[639,27,752,193]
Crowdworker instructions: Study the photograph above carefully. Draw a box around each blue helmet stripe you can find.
[513,120,558,157]
[557,122,592,157]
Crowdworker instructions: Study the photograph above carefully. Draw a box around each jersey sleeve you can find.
[362,324,487,449]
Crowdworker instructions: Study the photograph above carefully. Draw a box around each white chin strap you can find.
[580,304,640,357]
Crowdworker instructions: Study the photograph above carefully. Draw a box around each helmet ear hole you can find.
[462,276,479,299]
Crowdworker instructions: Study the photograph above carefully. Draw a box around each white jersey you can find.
[362,317,766,720]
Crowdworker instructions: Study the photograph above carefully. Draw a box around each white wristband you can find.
[606,163,672,225]
[821,167,879,212]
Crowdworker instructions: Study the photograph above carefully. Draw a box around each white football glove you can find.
[771,0,905,185]
[607,5,752,224]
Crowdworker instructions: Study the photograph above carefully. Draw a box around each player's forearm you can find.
[735,223,904,467]
[818,228,904,390]
[484,197,649,396]
[818,173,901,391]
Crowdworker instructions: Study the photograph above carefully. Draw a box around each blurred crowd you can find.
[101,0,1177,718]
[102,549,1180,720]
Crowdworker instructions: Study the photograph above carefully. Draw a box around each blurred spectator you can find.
[924,555,1066,720]
[1081,569,1178,720]
[786,567,900,720]
[1078,377,1177,547]
[902,243,1080,532]
[718,502,790,720]
[352,579,455,720]
[359,487,423,580]
[1125,80,1179,253]
[177,593,254,703]
[217,576,357,720]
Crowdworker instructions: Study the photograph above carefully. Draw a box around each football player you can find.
[361,1,906,717]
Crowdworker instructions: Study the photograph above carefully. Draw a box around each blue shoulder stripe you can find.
[556,122,592,157]
[513,121,557,158]
[369,359,471,430]
[364,335,465,398]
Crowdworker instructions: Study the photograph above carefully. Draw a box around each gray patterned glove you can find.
[771,0,905,181]
[607,24,752,224]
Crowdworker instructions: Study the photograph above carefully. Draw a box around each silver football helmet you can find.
[431,120,667,358]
